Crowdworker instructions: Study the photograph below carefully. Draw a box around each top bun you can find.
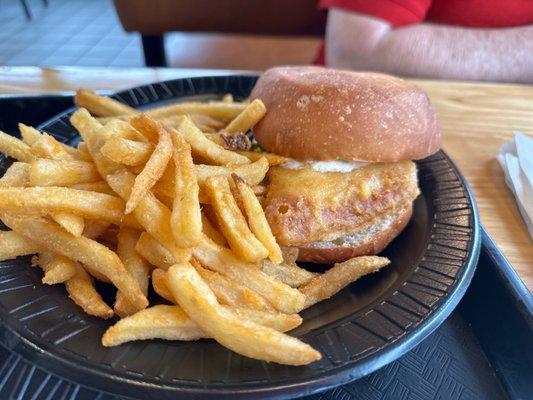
[251,66,441,162]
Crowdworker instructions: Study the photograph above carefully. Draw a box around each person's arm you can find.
[325,8,533,83]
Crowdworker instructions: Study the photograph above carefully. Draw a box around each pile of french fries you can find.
[0,89,390,366]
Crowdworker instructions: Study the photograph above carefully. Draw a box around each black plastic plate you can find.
[0,75,480,399]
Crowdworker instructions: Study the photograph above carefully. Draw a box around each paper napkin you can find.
[497,132,533,238]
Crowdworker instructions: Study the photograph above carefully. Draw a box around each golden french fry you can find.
[135,232,187,269]
[41,254,77,284]
[75,89,136,117]
[71,181,114,195]
[106,170,190,260]
[125,117,172,213]
[1,214,147,310]
[237,150,288,166]
[195,157,268,187]
[193,236,305,314]
[169,129,202,247]
[173,116,250,165]
[166,263,320,365]
[300,256,391,308]
[221,94,233,103]
[100,119,147,142]
[146,102,246,122]
[31,135,75,161]
[65,261,114,319]
[201,213,227,246]
[18,123,41,146]
[232,174,282,264]
[0,230,41,261]
[52,212,84,237]
[101,136,153,166]
[102,305,206,346]
[0,162,29,187]
[0,131,35,162]
[159,114,225,133]
[29,159,100,186]
[260,259,316,288]
[0,187,139,228]
[205,175,268,262]
[114,228,150,317]
[152,268,174,302]
[76,142,93,161]
[253,185,267,196]
[194,263,274,311]
[224,99,266,134]
[129,113,160,143]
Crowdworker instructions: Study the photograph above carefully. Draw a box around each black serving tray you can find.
[0,93,531,400]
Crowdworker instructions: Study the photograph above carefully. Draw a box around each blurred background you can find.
[0,0,323,69]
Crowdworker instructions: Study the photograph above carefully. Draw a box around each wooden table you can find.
[1,66,532,291]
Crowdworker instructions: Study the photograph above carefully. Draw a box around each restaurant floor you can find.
[0,0,321,69]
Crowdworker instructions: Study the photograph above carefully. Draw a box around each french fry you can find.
[0,162,29,187]
[31,135,75,161]
[65,261,114,319]
[29,159,100,186]
[151,268,174,302]
[169,129,202,247]
[224,99,266,134]
[52,212,84,237]
[205,175,268,262]
[159,114,225,133]
[0,131,35,162]
[125,116,172,213]
[260,259,316,288]
[76,142,93,161]
[106,170,190,261]
[232,174,282,264]
[300,256,391,308]
[221,94,234,103]
[71,181,114,195]
[0,231,41,261]
[41,254,77,284]
[194,263,274,311]
[100,119,147,142]
[146,102,246,122]
[281,246,299,264]
[114,228,150,317]
[75,89,137,117]
[166,263,320,365]
[193,236,305,314]
[101,136,153,166]
[102,305,205,346]
[135,232,185,269]
[173,116,250,165]
[0,187,139,228]
[18,124,80,159]
[237,150,288,166]
[195,156,268,187]
[201,213,227,246]
[0,214,147,310]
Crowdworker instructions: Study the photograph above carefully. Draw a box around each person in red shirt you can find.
[319,0,533,82]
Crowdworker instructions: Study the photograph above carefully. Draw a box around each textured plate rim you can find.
[0,75,481,399]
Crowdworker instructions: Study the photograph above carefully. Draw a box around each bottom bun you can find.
[297,205,413,264]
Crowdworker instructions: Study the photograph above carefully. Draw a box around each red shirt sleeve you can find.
[318,0,431,27]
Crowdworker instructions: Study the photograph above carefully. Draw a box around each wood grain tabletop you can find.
[1,67,531,291]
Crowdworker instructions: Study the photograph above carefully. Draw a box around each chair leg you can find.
[141,34,167,67]
[20,0,32,20]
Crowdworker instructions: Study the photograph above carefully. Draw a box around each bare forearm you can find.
[326,9,533,83]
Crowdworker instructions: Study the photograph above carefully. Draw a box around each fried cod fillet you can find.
[264,161,419,247]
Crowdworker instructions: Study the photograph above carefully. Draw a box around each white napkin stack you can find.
[497,132,533,239]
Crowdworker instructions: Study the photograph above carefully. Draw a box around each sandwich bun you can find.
[251,66,441,163]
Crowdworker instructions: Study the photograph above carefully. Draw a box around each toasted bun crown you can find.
[251,66,441,162]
